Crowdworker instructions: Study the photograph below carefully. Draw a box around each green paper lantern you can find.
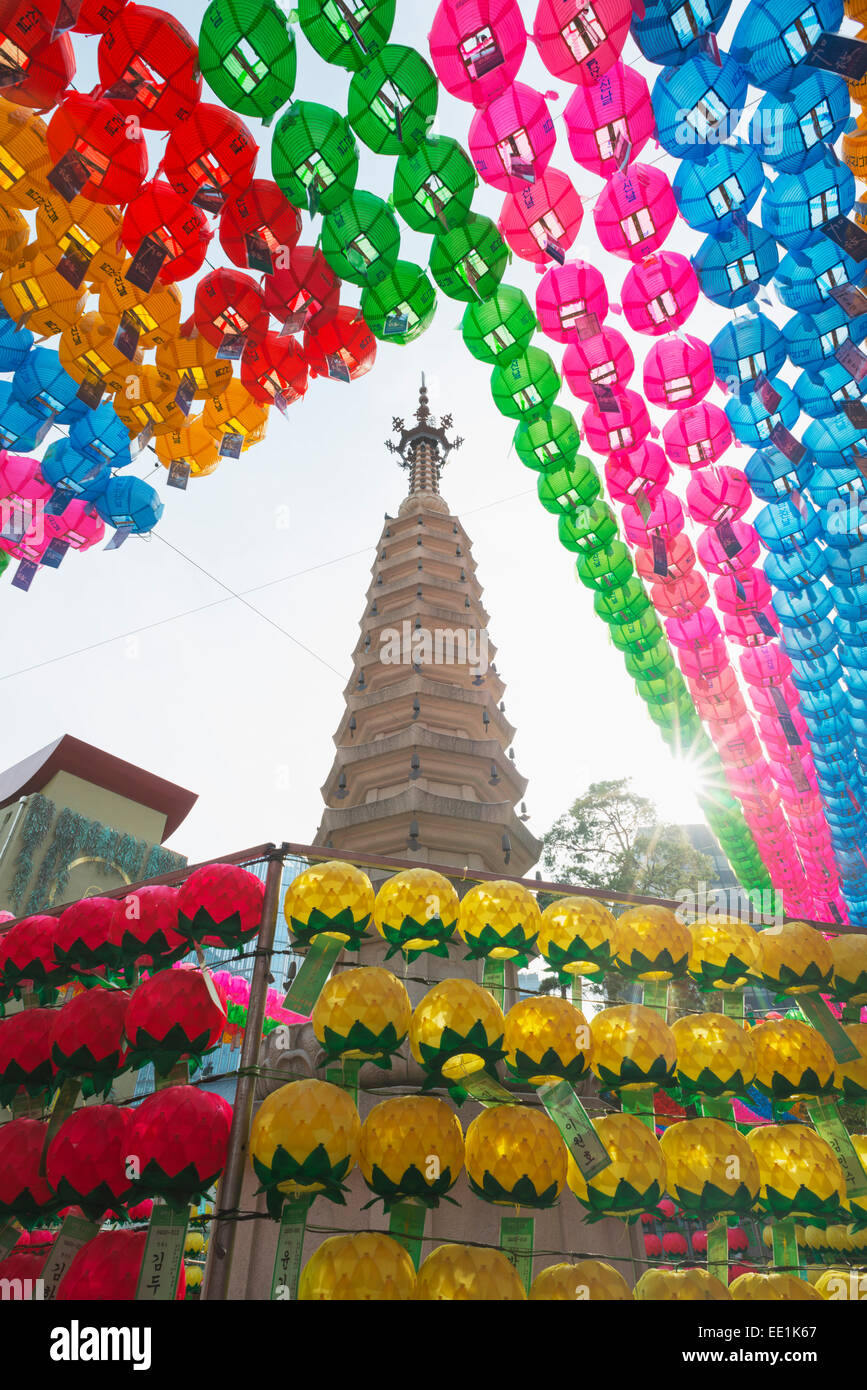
[575,539,633,591]
[537,456,600,515]
[623,638,675,680]
[271,101,359,214]
[360,259,436,344]
[608,609,663,652]
[594,578,651,626]
[321,190,400,288]
[635,673,682,706]
[429,212,508,303]
[297,0,394,71]
[199,0,297,122]
[347,44,438,156]
[461,285,536,365]
[558,499,617,553]
[513,406,581,473]
[490,346,559,423]
[393,136,476,235]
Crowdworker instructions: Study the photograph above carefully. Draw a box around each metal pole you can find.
[202,844,287,1301]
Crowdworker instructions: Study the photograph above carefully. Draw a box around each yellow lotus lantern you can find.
[283,860,374,950]
[612,905,691,982]
[99,268,183,350]
[155,332,233,400]
[503,995,592,1086]
[35,194,124,287]
[457,880,541,964]
[414,1243,525,1300]
[660,1118,760,1218]
[754,921,833,996]
[0,247,87,336]
[590,1004,677,1090]
[359,1095,464,1210]
[841,1133,867,1227]
[373,867,460,961]
[184,1230,204,1254]
[830,933,867,1006]
[249,1078,360,1218]
[111,364,186,438]
[464,1105,567,1208]
[634,1268,730,1300]
[671,1012,756,1099]
[750,1018,836,1101]
[312,966,411,1068]
[537,895,617,981]
[687,916,759,992]
[409,978,506,1090]
[764,1223,806,1248]
[567,1112,666,1221]
[59,313,144,397]
[154,419,221,480]
[815,1267,867,1300]
[529,1260,632,1300]
[0,203,27,271]
[185,1264,203,1290]
[298,1232,416,1301]
[201,379,270,455]
[747,1124,846,1220]
[0,102,52,209]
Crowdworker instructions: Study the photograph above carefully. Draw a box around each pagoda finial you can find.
[384,375,462,486]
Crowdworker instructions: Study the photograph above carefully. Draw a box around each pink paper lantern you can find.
[621,489,683,545]
[662,403,732,468]
[651,570,710,619]
[497,167,583,265]
[534,260,608,342]
[563,62,653,176]
[714,570,773,616]
[686,466,751,526]
[634,532,696,586]
[724,609,781,647]
[666,608,721,650]
[593,164,677,262]
[581,387,650,455]
[605,441,670,504]
[0,452,53,505]
[621,253,699,336]
[678,641,728,680]
[563,326,634,402]
[533,0,632,86]
[697,521,761,576]
[428,0,526,107]
[468,81,556,192]
[643,336,714,411]
[740,645,793,688]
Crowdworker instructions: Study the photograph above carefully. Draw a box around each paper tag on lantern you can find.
[131,422,155,457]
[273,390,293,416]
[40,1213,99,1301]
[0,1223,19,1261]
[755,372,781,412]
[651,533,668,576]
[500,1216,534,1293]
[823,214,867,263]
[39,538,69,571]
[715,519,742,557]
[721,992,745,1023]
[574,312,601,341]
[769,422,806,462]
[641,980,669,1019]
[192,184,225,215]
[280,310,308,336]
[244,231,274,275]
[771,1218,801,1275]
[754,610,778,638]
[11,560,38,591]
[388,1200,426,1270]
[324,1057,360,1105]
[797,996,862,1061]
[482,956,506,1009]
[105,525,133,550]
[460,1071,520,1106]
[508,158,536,184]
[56,241,91,289]
[591,381,620,414]
[706,1215,728,1283]
[282,934,341,1014]
[125,235,169,293]
[844,399,867,429]
[51,0,78,36]
[103,77,139,103]
[154,1059,190,1089]
[620,1089,655,1131]
[307,182,321,219]
[635,486,652,524]
[174,375,196,416]
[466,36,505,78]
[217,333,247,361]
[166,461,191,490]
[219,432,244,459]
[48,149,91,203]
[698,1096,735,1121]
[77,377,105,410]
[270,1193,311,1300]
[805,32,867,79]
[384,312,409,337]
[113,310,141,361]
[698,30,721,64]
[836,339,867,382]
[829,282,867,318]
[614,134,632,172]
[538,1080,613,1178]
[806,1101,867,1193]
[779,713,802,744]
[544,238,566,264]
[326,353,351,382]
[135,1204,188,1301]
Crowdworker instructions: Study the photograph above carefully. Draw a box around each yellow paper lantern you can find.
[0,102,52,209]
[59,313,144,396]
[815,1267,867,1300]
[99,266,183,350]
[671,1011,756,1098]
[830,934,867,1006]
[184,1230,204,1254]
[0,203,27,270]
[312,965,411,1066]
[358,1095,464,1209]
[730,1271,822,1300]
[634,1268,730,1300]
[185,1264,203,1289]
[612,905,691,982]
[590,1004,677,1090]
[414,1243,526,1300]
[373,867,459,961]
[457,879,541,963]
[111,364,186,439]
[409,977,506,1088]
[298,1232,416,1300]
[35,194,124,287]
[503,995,591,1086]
[537,895,617,980]
[156,332,234,400]
[200,378,270,453]
[249,1078,360,1218]
[0,247,87,336]
[754,921,833,996]
[154,419,221,479]
[529,1259,632,1300]
[747,1124,846,1220]
[283,860,374,950]
[567,1112,666,1220]
[464,1104,567,1208]
[660,1118,760,1218]
[687,916,759,991]
[750,1018,836,1101]
[843,116,867,180]
[847,32,867,110]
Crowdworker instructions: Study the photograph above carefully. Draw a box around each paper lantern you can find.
[53,896,120,975]
[219,179,302,273]
[837,1025,867,1100]
[652,53,747,161]
[663,402,733,469]
[249,1078,360,1215]
[347,44,437,157]
[155,332,234,400]
[154,420,220,479]
[192,269,269,352]
[0,913,62,1000]
[415,1242,525,1299]
[635,1268,730,1300]
[750,1018,836,1100]
[358,1095,464,1209]
[429,211,507,303]
[491,346,560,423]
[312,966,410,1067]
[199,0,297,122]
[498,166,582,266]
[373,866,459,960]
[241,331,308,405]
[262,245,340,330]
[730,1270,821,1300]
[303,306,376,382]
[58,313,143,398]
[567,1112,666,1220]
[93,476,163,533]
[0,3,59,91]
[731,0,844,94]
[96,5,201,131]
[605,443,671,507]
[201,379,269,452]
[594,165,677,261]
[529,1260,632,1300]
[111,363,183,436]
[457,879,541,963]
[0,1007,54,1105]
[392,134,476,234]
[673,142,765,235]
[503,995,591,1085]
[49,987,130,1095]
[163,102,258,206]
[563,327,634,403]
[468,81,556,192]
[612,905,691,982]
[75,0,127,33]
[0,1117,54,1224]
[127,1085,231,1208]
[360,260,437,345]
[536,261,607,343]
[465,1105,566,1208]
[644,337,714,411]
[0,102,52,210]
[537,895,617,981]
[428,0,525,106]
[119,180,210,286]
[125,968,226,1074]
[298,0,394,71]
[39,441,105,504]
[514,405,581,473]
[0,248,87,336]
[564,62,654,176]
[283,859,374,949]
[762,148,855,253]
[271,100,358,214]
[46,94,147,205]
[748,1124,845,1220]
[754,920,834,995]
[46,1103,132,1220]
[671,1012,756,1098]
[56,1229,184,1300]
[4,32,75,111]
[582,388,651,456]
[590,1004,677,1090]
[34,192,124,289]
[321,190,400,289]
[831,933,867,1004]
[299,1232,415,1300]
[409,978,506,1088]
[0,1248,47,1293]
[533,0,632,85]
[661,1118,760,1218]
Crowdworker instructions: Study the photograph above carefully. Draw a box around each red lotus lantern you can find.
[125,1085,232,1208]
[0,1249,48,1294]
[657,1197,676,1220]
[662,1232,688,1257]
[303,305,376,382]
[193,269,269,352]
[56,1229,185,1299]
[111,884,187,973]
[262,246,340,331]
[176,862,265,948]
[121,181,212,283]
[219,180,302,274]
[644,1233,663,1257]
[46,94,148,205]
[46,1103,132,1220]
[0,914,62,1001]
[0,1117,55,1224]
[49,987,130,1095]
[0,1007,54,1106]
[96,5,202,131]
[124,968,226,1074]
[164,102,258,208]
[53,896,121,975]
[692,1230,708,1253]
[126,1197,153,1222]
[728,1226,748,1253]
[3,33,75,110]
[240,332,308,407]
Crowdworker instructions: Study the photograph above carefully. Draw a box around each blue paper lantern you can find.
[783,300,867,372]
[804,412,867,469]
[93,477,163,534]
[0,318,34,373]
[710,312,786,393]
[751,70,851,174]
[69,404,132,468]
[652,53,748,161]
[692,220,779,308]
[725,375,798,444]
[772,581,834,626]
[764,540,827,589]
[826,536,867,585]
[40,440,110,502]
[789,648,842,690]
[745,441,815,500]
[731,0,843,95]
[11,349,80,421]
[632,0,734,65]
[673,142,765,235]
[808,460,867,505]
[0,382,51,451]
[754,494,821,551]
[794,362,867,420]
[774,239,865,314]
[761,148,855,252]
[833,580,867,617]
[779,617,838,659]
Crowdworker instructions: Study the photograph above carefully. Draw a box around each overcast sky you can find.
[1,1,854,867]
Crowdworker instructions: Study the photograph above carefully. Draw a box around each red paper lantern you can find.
[644,1233,663,1257]
[97,4,202,131]
[127,1197,153,1222]
[121,181,211,283]
[53,895,121,975]
[728,1226,749,1253]
[657,1197,676,1220]
[2,33,75,111]
[662,1231,688,1256]
[46,1103,132,1220]
[193,269,269,351]
[0,0,60,75]
[261,246,340,332]
[0,1007,55,1105]
[303,305,376,382]
[125,967,226,1074]
[176,862,265,948]
[219,180,302,273]
[125,1085,232,1207]
[0,1249,48,1295]
[0,913,62,1001]
[164,103,258,208]
[110,884,187,972]
[75,0,127,34]
[240,332,308,407]
[49,986,130,1094]
[13,1226,53,1250]
[0,1117,55,1224]
[692,1230,708,1253]
[56,1229,185,1300]
[46,94,148,205]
